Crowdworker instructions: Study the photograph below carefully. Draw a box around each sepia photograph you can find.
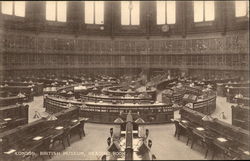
[0,0,249,160]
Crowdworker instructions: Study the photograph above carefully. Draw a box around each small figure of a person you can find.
[145,129,149,138]
[148,139,152,148]
[107,137,111,146]
[110,128,113,137]
[101,155,106,161]
[220,112,226,119]
[152,154,156,160]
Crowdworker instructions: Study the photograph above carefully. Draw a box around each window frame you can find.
[193,1,215,23]
[84,1,104,25]
[156,1,176,25]
[1,1,26,17]
[235,0,249,18]
[46,1,67,22]
[121,1,140,26]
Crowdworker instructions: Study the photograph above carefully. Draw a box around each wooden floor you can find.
[26,95,235,160]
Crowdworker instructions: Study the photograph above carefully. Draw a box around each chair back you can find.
[63,127,71,137]
[80,120,85,128]
[186,127,193,137]
[41,137,52,151]
[173,120,180,129]
[33,137,52,153]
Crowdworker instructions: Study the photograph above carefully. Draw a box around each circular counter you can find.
[102,86,157,100]
[43,81,217,124]
[81,94,153,104]
[162,85,217,115]
[44,96,174,124]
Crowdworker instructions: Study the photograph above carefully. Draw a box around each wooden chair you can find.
[52,127,70,149]
[69,123,82,139]
[79,120,86,137]
[30,137,52,161]
[173,120,182,139]
[193,134,213,159]
[186,127,194,148]
[63,127,71,147]
[214,145,243,160]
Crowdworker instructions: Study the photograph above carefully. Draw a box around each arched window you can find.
[1,1,25,17]
[85,1,104,24]
[156,1,176,25]
[235,1,249,17]
[121,1,140,25]
[193,1,214,22]
[46,1,67,22]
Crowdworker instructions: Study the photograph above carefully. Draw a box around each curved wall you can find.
[0,1,248,36]
[0,30,248,79]
[0,1,249,79]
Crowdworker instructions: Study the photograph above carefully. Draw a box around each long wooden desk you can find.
[0,95,27,107]
[106,113,153,160]
[217,82,249,97]
[0,81,43,96]
[231,105,250,131]
[0,104,29,133]
[225,86,249,103]
[0,107,83,160]
[0,86,33,102]
[178,107,250,160]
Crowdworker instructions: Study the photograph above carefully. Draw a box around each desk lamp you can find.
[47,113,57,121]
[202,115,214,122]
[219,112,226,119]
[33,111,42,119]
[81,104,87,110]
[33,111,57,121]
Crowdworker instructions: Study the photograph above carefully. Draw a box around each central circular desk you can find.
[44,82,217,124]
[44,95,174,124]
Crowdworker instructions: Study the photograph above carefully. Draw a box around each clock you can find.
[161,25,170,32]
